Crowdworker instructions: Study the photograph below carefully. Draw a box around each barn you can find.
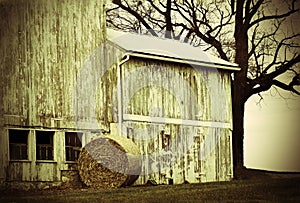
[100,29,240,185]
[0,0,239,190]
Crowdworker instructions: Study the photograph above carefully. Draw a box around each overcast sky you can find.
[244,87,300,172]
[243,0,300,172]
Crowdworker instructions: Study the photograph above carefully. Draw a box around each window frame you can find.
[36,130,55,161]
[9,129,29,161]
[65,132,83,162]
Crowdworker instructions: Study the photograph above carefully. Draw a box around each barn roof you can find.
[107,29,240,71]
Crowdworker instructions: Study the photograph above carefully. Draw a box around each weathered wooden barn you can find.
[0,0,107,189]
[104,29,240,185]
[0,0,240,189]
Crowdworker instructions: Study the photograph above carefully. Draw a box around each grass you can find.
[0,174,299,202]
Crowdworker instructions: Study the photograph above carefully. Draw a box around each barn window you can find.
[9,129,29,160]
[36,131,54,160]
[65,132,82,161]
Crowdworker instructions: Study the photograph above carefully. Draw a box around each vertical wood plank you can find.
[0,0,106,129]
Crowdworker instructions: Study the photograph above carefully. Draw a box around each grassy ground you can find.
[1,172,299,202]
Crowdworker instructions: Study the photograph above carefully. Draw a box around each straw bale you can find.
[77,135,141,188]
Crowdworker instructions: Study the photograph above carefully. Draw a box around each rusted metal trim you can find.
[123,114,232,129]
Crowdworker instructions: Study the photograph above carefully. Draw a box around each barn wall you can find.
[0,0,235,186]
[0,0,106,186]
[118,58,233,184]
[0,0,106,129]
[2,127,99,186]
[95,42,125,127]
[122,122,232,185]
[121,58,233,123]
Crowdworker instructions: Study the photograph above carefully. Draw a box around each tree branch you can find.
[112,0,158,36]
[146,0,164,15]
[262,34,300,74]
[273,79,300,95]
[245,0,264,27]
[106,5,120,13]
[249,54,300,93]
[249,5,299,28]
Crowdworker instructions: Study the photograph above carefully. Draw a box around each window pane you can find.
[36,131,54,160]
[36,131,53,144]
[9,130,29,160]
[65,132,82,161]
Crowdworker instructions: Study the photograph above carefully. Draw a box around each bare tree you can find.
[107,0,300,178]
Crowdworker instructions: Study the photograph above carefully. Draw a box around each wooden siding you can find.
[121,58,233,123]
[3,128,100,183]
[118,57,233,184]
[95,42,124,127]
[0,0,106,129]
[0,0,234,186]
[0,0,106,184]
[122,122,233,185]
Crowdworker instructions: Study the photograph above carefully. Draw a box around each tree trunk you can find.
[232,30,252,178]
[232,83,248,179]
[232,44,250,179]
[165,0,172,39]
[233,0,250,178]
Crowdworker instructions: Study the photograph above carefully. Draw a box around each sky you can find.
[243,0,300,172]
[244,87,300,172]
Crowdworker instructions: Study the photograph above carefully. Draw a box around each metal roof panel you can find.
[107,29,239,70]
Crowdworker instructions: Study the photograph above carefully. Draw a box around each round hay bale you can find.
[77,134,141,188]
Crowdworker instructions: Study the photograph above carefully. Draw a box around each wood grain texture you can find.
[121,58,232,123]
[121,122,233,185]
[0,0,106,129]
[0,0,106,185]
[0,0,234,187]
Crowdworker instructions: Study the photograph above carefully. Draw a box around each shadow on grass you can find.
[1,169,299,203]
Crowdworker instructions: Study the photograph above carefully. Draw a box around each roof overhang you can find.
[108,29,240,71]
[124,51,240,71]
